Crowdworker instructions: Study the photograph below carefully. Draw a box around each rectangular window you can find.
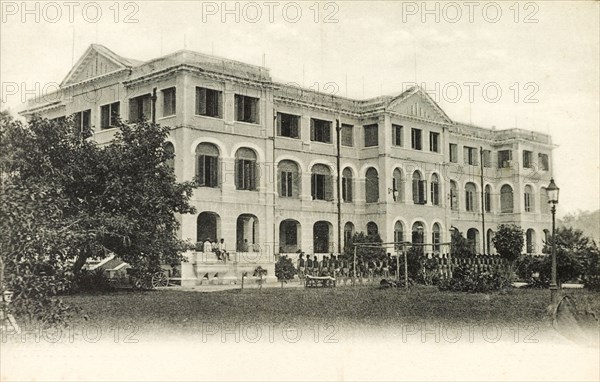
[341,124,353,147]
[466,190,475,211]
[100,102,120,129]
[464,146,478,165]
[482,149,492,167]
[411,128,422,150]
[392,124,403,146]
[234,94,259,123]
[523,150,533,168]
[524,193,532,212]
[449,143,458,163]
[412,180,427,205]
[72,109,91,134]
[310,118,332,143]
[236,159,257,190]
[311,174,333,200]
[538,153,549,171]
[342,177,353,202]
[196,87,222,118]
[281,171,293,197]
[277,113,300,139]
[129,94,152,122]
[364,124,378,147]
[162,87,176,117]
[429,132,440,152]
[196,156,219,188]
[498,150,513,168]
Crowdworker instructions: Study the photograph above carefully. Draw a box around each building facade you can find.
[23,45,555,273]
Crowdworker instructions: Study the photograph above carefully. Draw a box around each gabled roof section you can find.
[386,86,453,124]
[60,44,144,87]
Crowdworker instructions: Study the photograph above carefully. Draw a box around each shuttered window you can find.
[162,87,176,117]
[310,118,332,143]
[235,94,259,123]
[364,124,378,147]
[100,102,120,129]
[235,148,258,190]
[411,128,422,150]
[278,160,300,198]
[195,143,220,188]
[342,168,353,202]
[311,164,332,201]
[392,125,403,146]
[341,124,353,147]
[365,167,379,203]
[129,95,152,122]
[277,113,300,138]
[196,87,222,118]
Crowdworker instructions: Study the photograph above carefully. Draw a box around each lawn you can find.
[38,285,600,343]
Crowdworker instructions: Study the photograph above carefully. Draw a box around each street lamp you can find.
[546,178,560,304]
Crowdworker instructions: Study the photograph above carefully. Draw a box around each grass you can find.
[42,285,600,340]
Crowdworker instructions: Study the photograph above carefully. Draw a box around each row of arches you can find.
[171,141,551,213]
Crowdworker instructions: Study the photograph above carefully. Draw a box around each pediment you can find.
[387,87,452,124]
[60,45,136,87]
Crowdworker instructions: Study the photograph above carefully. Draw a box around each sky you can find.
[1,1,598,216]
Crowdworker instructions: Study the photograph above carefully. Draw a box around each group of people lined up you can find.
[201,238,230,262]
[296,253,398,279]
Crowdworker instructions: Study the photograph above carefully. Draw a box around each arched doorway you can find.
[279,219,301,253]
[467,228,480,254]
[313,221,332,253]
[237,214,259,252]
[197,212,221,243]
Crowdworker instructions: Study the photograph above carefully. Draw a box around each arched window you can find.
[450,180,459,210]
[394,221,404,250]
[484,185,492,212]
[164,142,175,170]
[467,228,480,254]
[526,229,536,254]
[196,143,220,188]
[432,223,441,252]
[524,185,534,212]
[235,148,258,191]
[465,182,477,212]
[279,220,301,253]
[540,187,550,214]
[412,171,426,205]
[342,168,353,202]
[344,222,355,249]
[367,221,378,236]
[311,164,333,201]
[278,160,300,198]
[430,173,440,206]
[392,168,405,202]
[365,167,379,203]
[500,185,514,213]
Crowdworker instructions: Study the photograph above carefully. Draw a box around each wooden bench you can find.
[305,275,336,288]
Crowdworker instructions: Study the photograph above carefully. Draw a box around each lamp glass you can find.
[546,178,559,204]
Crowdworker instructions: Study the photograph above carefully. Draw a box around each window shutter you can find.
[420,180,427,204]
[325,175,333,201]
[293,171,300,198]
[73,112,82,134]
[216,91,222,118]
[310,120,315,141]
[82,110,90,130]
[291,117,299,138]
[252,161,259,190]
[463,147,469,164]
[235,159,242,189]
[278,170,283,196]
[197,156,205,186]
[209,156,218,187]
[412,180,419,204]
[196,88,207,115]
[311,174,316,199]
[235,95,244,121]
[129,99,139,122]
[250,98,258,122]
[276,114,282,136]
[324,125,331,143]
[286,172,293,197]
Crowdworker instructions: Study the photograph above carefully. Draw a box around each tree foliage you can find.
[450,229,475,258]
[0,112,195,323]
[275,255,297,287]
[342,231,386,263]
[492,224,524,264]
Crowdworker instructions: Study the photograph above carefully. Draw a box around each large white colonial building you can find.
[23,44,554,274]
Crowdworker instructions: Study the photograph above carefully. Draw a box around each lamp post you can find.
[546,178,560,304]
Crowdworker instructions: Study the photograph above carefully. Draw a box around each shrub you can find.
[72,268,114,293]
[275,255,297,288]
[438,266,511,293]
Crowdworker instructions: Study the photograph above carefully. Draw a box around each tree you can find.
[492,224,524,278]
[341,231,386,263]
[541,227,597,287]
[1,113,195,323]
[450,229,475,258]
[275,255,297,288]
